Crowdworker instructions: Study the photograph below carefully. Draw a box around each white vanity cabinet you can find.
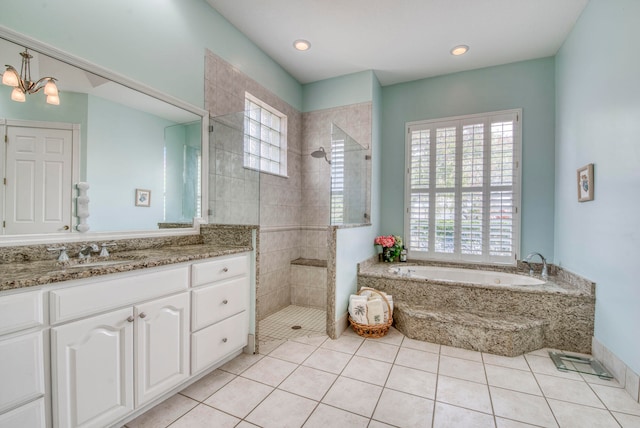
[134,292,190,407]
[50,265,191,428]
[51,307,134,428]
[0,290,47,428]
[0,250,252,428]
[190,253,250,373]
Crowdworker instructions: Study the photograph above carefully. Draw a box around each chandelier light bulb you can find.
[2,68,20,87]
[44,80,59,96]
[46,94,60,105]
[11,87,26,102]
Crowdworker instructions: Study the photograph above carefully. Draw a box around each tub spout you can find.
[524,252,548,280]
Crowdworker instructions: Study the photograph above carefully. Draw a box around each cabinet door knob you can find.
[126,316,134,323]
[222,267,229,273]
[222,299,228,305]
[222,338,228,343]
[139,312,147,319]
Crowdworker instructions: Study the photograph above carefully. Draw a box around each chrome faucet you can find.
[524,252,548,280]
[48,246,69,264]
[78,243,100,261]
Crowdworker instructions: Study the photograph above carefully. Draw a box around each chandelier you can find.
[2,48,60,105]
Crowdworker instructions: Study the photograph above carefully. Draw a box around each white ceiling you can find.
[206,0,589,86]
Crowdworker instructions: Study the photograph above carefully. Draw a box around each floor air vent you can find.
[549,351,613,380]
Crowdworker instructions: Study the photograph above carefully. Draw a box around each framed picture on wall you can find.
[135,189,151,207]
[577,164,594,202]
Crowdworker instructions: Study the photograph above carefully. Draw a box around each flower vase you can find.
[382,247,395,262]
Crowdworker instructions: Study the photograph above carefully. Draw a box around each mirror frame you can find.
[0,25,209,246]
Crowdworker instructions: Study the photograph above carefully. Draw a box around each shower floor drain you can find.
[549,351,613,380]
[291,325,302,330]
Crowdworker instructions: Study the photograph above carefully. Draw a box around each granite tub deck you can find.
[358,262,595,357]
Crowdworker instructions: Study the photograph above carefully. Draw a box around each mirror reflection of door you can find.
[2,122,73,234]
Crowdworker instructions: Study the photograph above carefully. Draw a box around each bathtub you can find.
[388,265,545,286]
[358,262,594,356]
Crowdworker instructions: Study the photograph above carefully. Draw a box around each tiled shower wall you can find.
[205,51,372,323]
[301,103,372,260]
[205,51,303,321]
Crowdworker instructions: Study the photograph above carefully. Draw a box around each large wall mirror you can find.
[0,27,208,244]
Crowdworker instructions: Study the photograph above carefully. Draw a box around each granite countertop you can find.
[359,262,593,297]
[0,244,252,292]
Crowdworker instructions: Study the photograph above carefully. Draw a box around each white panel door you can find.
[5,126,72,234]
[52,308,134,428]
[0,398,47,428]
[135,292,190,407]
[0,331,45,413]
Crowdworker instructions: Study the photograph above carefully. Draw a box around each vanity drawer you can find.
[191,253,249,287]
[191,311,248,374]
[50,265,189,324]
[0,290,44,336]
[192,276,249,330]
[0,331,45,414]
[0,398,46,428]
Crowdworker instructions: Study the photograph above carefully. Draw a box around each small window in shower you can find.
[243,93,288,177]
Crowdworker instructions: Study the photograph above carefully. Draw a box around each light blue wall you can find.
[86,96,172,231]
[302,71,377,112]
[301,70,383,323]
[555,0,640,373]
[380,58,556,260]
[0,0,302,110]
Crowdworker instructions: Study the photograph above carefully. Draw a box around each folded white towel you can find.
[359,289,372,298]
[361,288,393,322]
[384,295,393,322]
[349,295,368,324]
[367,299,385,325]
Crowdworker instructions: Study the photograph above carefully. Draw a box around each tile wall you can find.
[205,51,303,322]
[204,51,372,326]
[301,103,372,259]
[290,264,327,309]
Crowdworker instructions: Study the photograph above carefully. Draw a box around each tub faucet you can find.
[524,252,548,280]
[78,243,100,261]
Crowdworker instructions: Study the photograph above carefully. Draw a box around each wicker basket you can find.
[348,288,393,338]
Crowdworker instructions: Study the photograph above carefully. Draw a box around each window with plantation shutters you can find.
[244,93,288,177]
[405,109,521,264]
[330,134,345,224]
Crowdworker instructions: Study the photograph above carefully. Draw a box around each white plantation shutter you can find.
[330,135,345,224]
[405,110,521,264]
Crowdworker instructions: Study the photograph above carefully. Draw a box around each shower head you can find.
[310,147,331,164]
[311,147,326,158]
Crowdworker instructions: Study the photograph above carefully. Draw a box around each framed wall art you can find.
[577,164,594,202]
[135,189,151,207]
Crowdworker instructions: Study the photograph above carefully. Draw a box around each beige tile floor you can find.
[125,327,640,428]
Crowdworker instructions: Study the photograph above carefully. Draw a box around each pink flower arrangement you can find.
[374,235,397,248]
[375,235,404,262]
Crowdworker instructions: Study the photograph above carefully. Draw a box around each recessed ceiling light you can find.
[450,45,469,56]
[293,39,311,51]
